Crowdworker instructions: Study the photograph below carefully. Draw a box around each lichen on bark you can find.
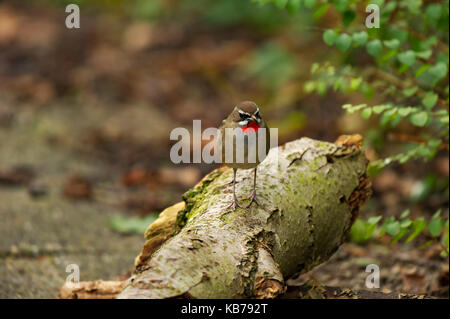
[119,136,371,299]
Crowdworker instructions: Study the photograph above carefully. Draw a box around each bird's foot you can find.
[227,194,243,211]
[244,190,259,208]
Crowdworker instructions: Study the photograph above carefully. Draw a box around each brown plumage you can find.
[217,101,270,209]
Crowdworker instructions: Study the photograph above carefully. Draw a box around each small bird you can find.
[217,101,270,210]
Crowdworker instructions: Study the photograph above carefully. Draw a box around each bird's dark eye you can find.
[239,113,249,120]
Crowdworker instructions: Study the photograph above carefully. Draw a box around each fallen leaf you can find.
[401,267,426,294]
[63,175,92,200]
[0,165,35,186]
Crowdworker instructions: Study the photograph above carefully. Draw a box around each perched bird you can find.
[217,101,270,210]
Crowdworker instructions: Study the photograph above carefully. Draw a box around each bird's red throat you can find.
[241,121,260,132]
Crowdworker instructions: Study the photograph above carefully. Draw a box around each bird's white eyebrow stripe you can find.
[238,109,251,116]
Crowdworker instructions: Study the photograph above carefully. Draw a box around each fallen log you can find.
[115,135,371,299]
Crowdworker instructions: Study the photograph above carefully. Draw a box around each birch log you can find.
[118,135,371,299]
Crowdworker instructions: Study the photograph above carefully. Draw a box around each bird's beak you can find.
[251,115,260,123]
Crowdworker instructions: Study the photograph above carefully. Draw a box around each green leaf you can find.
[366,40,382,57]
[425,36,438,47]
[429,219,443,237]
[361,107,372,119]
[381,50,398,62]
[314,3,329,19]
[384,1,397,14]
[428,139,442,150]
[400,209,411,219]
[352,31,368,46]
[286,0,302,13]
[369,0,384,7]
[336,33,352,51]
[378,224,387,237]
[380,108,397,126]
[432,209,442,219]
[402,86,418,97]
[373,104,389,114]
[275,0,289,9]
[415,64,431,77]
[365,223,378,240]
[403,0,422,14]
[422,92,438,109]
[109,214,158,234]
[390,27,408,44]
[397,50,416,66]
[415,50,432,60]
[350,77,362,90]
[406,219,426,242]
[343,103,366,113]
[304,0,316,9]
[398,64,409,73]
[443,221,449,251]
[409,111,429,127]
[405,224,426,243]
[386,221,400,236]
[383,39,400,50]
[391,228,408,243]
[390,113,402,127]
[425,4,442,21]
[428,62,448,81]
[398,106,416,117]
[419,240,435,250]
[400,219,412,228]
[323,29,337,46]
[316,82,326,95]
[334,0,349,12]
[368,216,382,225]
[342,10,356,27]
[350,219,370,244]
[361,83,375,99]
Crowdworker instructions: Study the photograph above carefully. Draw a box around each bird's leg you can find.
[227,168,243,210]
[245,167,259,208]
[220,168,240,188]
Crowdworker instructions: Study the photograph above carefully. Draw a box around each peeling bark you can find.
[118,136,372,299]
[59,280,124,299]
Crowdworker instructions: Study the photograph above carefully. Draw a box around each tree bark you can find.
[118,135,372,299]
[59,280,125,299]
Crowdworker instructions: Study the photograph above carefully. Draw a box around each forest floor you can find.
[1,100,447,298]
[0,2,448,298]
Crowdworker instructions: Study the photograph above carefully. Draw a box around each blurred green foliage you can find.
[256,0,449,174]
[246,43,298,90]
[43,0,293,28]
[39,0,448,251]
[351,209,449,257]
[257,0,449,254]
[283,0,449,176]
[109,214,158,234]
